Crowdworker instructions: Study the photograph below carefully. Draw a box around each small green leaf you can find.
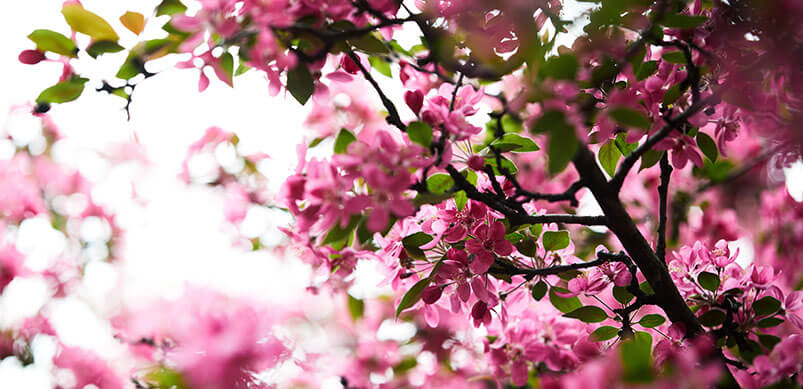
[591,325,619,341]
[608,107,651,129]
[599,141,622,177]
[549,288,582,314]
[347,295,365,321]
[753,296,782,317]
[348,33,388,54]
[402,232,433,248]
[639,281,654,295]
[698,309,726,327]
[542,230,570,251]
[613,286,634,305]
[635,60,658,81]
[661,14,707,29]
[531,281,547,301]
[638,314,666,328]
[486,155,518,175]
[321,216,360,248]
[541,54,578,80]
[156,0,187,16]
[368,56,391,77]
[454,190,467,211]
[396,278,430,318]
[758,334,781,350]
[489,133,540,153]
[564,305,608,323]
[36,77,88,104]
[333,129,357,154]
[407,121,432,147]
[757,317,784,328]
[426,174,454,194]
[697,271,720,292]
[696,132,718,162]
[287,64,314,105]
[220,52,234,86]
[661,51,687,65]
[663,84,684,106]
[615,133,638,156]
[547,126,578,174]
[62,3,119,42]
[28,29,78,57]
[86,40,124,58]
[621,331,653,383]
[640,149,663,171]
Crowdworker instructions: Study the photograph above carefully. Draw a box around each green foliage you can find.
[542,230,570,251]
[286,65,314,105]
[621,331,654,383]
[591,326,619,341]
[348,295,365,321]
[549,288,582,314]
[334,129,357,154]
[36,77,88,104]
[155,0,187,16]
[488,134,540,153]
[407,121,433,147]
[531,280,548,301]
[28,29,77,57]
[396,277,430,318]
[564,306,608,323]
[426,174,454,194]
[638,314,666,328]
[613,286,634,305]
[753,296,782,317]
[62,3,119,42]
[697,271,720,292]
[599,140,622,177]
[608,107,651,129]
[541,54,578,80]
[696,132,718,162]
[698,309,726,327]
[86,40,124,58]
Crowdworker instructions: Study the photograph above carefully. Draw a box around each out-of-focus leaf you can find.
[156,0,187,16]
[591,326,619,341]
[696,132,718,162]
[334,128,357,154]
[86,40,124,58]
[28,29,78,57]
[407,121,432,147]
[120,11,145,35]
[287,64,314,105]
[36,77,88,104]
[62,3,119,41]
[396,277,430,318]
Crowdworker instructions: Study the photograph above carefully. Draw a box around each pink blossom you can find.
[465,221,513,274]
[654,132,704,169]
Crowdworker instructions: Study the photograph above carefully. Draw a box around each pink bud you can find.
[422,285,442,304]
[467,155,485,171]
[404,90,424,115]
[340,55,360,74]
[19,50,46,65]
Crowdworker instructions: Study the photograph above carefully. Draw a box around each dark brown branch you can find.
[345,50,406,131]
[656,153,672,264]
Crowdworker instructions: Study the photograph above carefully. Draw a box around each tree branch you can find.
[345,50,406,131]
[656,153,672,264]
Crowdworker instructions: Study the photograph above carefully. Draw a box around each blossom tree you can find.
[6,0,803,387]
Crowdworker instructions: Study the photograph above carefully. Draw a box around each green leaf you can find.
[663,84,683,106]
[485,155,518,175]
[62,3,119,42]
[36,77,88,104]
[640,149,663,171]
[348,33,388,54]
[757,317,784,328]
[402,232,433,248]
[599,141,622,177]
[145,367,186,389]
[286,65,314,105]
[321,216,360,248]
[489,134,540,153]
[396,277,430,318]
[548,126,578,174]
[639,281,655,295]
[542,230,570,251]
[27,29,77,57]
[542,54,578,80]
[549,288,582,314]
[155,0,187,16]
[86,40,124,58]
[564,305,608,323]
[621,331,653,383]
[426,174,454,194]
[591,326,619,341]
[608,107,651,129]
[516,239,537,257]
[753,296,782,317]
[661,14,708,29]
[220,52,234,86]
[758,334,781,350]
[697,271,720,292]
[698,309,726,327]
[333,129,357,154]
[235,63,251,76]
[635,60,658,81]
[615,133,638,156]
[347,295,365,321]
[638,314,666,328]
[407,121,432,147]
[531,280,548,301]
[368,56,391,77]
[613,286,634,305]
[696,132,718,162]
[661,51,687,65]
[454,190,467,211]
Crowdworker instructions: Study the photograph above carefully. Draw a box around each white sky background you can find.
[0,0,801,387]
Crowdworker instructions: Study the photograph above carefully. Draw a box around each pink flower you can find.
[465,221,513,274]
[655,132,704,169]
[53,346,124,389]
[420,84,485,140]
